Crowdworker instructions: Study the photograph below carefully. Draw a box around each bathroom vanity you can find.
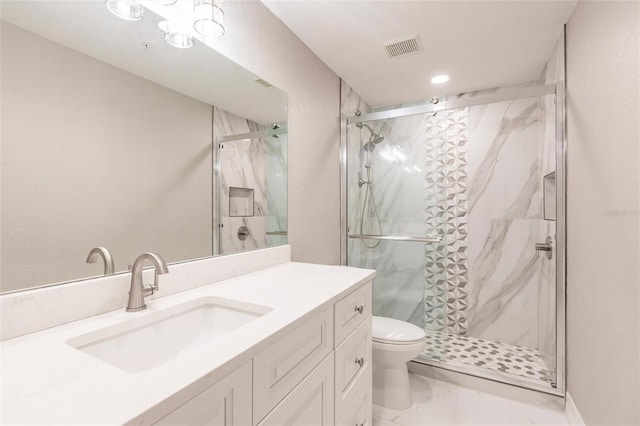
[0,260,375,425]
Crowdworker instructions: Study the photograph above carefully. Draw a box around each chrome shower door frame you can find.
[340,81,567,398]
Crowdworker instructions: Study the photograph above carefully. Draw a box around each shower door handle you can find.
[535,236,553,259]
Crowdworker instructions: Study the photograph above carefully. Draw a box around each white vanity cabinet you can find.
[253,306,334,422]
[337,374,373,426]
[334,317,372,420]
[332,283,372,426]
[0,262,377,426]
[257,353,335,426]
[152,281,373,426]
[153,361,252,426]
[253,280,372,426]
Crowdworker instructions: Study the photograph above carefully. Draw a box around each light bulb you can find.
[105,0,143,21]
[193,0,225,38]
[158,21,194,49]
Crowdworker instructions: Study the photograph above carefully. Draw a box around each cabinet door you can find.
[337,374,372,426]
[154,362,252,426]
[334,282,371,346]
[253,306,333,422]
[334,316,372,420]
[257,353,334,426]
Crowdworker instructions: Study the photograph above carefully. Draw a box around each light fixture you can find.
[158,21,194,49]
[431,74,450,84]
[104,0,143,21]
[193,0,225,38]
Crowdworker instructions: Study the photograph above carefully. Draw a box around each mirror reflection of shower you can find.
[356,121,385,248]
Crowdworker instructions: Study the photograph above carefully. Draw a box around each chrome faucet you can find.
[126,252,169,312]
[86,247,115,276]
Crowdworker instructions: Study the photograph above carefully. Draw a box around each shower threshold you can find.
[419,331,555,389]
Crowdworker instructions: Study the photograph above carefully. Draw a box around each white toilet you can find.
[372,316,427,410]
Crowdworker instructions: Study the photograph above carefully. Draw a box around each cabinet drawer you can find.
[153,361,252,426]
[334,316,372,420]
[253,306,333,424]
[257,353,334,426]
[336,373,372,426]
[334,282,371,347]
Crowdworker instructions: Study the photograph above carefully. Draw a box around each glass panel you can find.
[346,113,447,329]
[346,90,559,390]
[216,118,287,255]
[421,96,557,388]
[266,132,288,247]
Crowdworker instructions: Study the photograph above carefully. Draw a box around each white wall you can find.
[566,1,640,424]
[204,1,341,265]
[1,23,213,292]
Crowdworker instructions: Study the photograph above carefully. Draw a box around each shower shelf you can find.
[348,234,441,243]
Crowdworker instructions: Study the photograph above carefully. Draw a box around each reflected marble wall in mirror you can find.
[0,1,288,293]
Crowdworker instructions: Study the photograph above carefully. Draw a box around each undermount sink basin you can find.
[67,297,271,373]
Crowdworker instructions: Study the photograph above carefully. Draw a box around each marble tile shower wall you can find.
[214,107,286,254]
[464,93,545,349]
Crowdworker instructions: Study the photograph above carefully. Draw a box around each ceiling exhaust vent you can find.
[384,35,422,58]
[254,78,273,88]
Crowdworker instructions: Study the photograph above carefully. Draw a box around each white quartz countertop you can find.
[0,262,375,425]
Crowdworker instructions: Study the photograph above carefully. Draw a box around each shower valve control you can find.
[535,236,553,259]
[354,305,364,314]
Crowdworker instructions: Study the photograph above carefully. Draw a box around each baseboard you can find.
[565,393,586,425]
[409,361,566,411]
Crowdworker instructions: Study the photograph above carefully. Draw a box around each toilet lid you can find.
[372,316,426,344]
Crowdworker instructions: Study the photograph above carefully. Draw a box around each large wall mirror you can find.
[0,1,288,293]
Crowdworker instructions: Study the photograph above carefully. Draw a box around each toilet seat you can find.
[372,316,426,345]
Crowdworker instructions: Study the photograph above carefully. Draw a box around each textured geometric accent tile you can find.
[443,108,469,334]
[424,109,469,334]
[424,113,448,332]
[422,330,554,384]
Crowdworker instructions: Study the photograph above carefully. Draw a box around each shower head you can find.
[370,134,385,145]
[363,136,384,152]
[357,123,385,151]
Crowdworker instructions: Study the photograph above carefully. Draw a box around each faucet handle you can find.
[143,268,163,296]
[143,282,158,296]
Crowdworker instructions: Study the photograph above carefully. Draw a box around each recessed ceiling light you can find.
[431,75,450,84]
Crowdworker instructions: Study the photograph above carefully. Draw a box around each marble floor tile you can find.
[422,331,553,384]
[455,387,568,426]
[373,374,569,426]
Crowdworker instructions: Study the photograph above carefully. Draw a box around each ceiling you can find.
[262,0,577,107]
[1,1,287,124]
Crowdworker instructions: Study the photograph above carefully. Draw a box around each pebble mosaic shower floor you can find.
[421,331,554,385]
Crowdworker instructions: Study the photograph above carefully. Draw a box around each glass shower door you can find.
[345,86,562,393]
[419,98,559,389]
[346,112,447,331]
